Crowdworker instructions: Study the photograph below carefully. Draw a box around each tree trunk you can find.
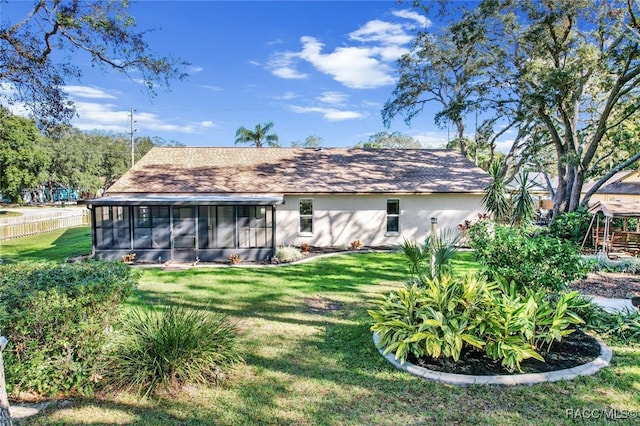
[0,348,12,426]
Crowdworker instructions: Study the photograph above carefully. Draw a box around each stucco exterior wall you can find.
[275,194,485,247]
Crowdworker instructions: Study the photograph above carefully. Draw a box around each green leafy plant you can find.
[370,274,492,364]
[400,238,429,277]
[0,261,139,397]
[510,172,536,227]
[547,207,592,245]
[101,306,244,397]
[482,160,511,224]
[469,222,587,292]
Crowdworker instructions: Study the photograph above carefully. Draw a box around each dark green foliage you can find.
[100,306,244,397]
[0,261,139,396]
[369,274,585,372]
[468,222,587,292]
[547,207,593,245]
[572,296,640,344]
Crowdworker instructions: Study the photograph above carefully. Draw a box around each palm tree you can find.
[234,121,279,148]
[482,160,511,224]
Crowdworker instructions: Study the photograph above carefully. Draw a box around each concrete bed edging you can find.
[373,332,612,386]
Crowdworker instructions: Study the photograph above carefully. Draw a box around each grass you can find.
[0,210,22,218]
[3,238,640,425]
[0,226,91,262]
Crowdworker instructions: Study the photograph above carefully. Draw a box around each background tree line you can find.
[0,107,182,203]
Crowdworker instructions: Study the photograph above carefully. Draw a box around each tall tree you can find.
[355,131,422,149]
[0,108,49,203]
[235,121,279,148]
[0,0,187,129]
[394,0,640,214]
[382,10,497,159]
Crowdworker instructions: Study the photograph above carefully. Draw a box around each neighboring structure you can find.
[82,147,491,262]
[585,200,640,256]
[586,171,640,204]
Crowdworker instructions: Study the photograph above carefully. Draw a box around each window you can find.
[133,206,170,249]
[386,199,399,233]
[95,206,130,249]
[299,199,313,234]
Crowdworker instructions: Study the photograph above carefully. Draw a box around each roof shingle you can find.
[106,147,491,195]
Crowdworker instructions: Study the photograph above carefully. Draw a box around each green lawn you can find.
[3,235,639,425]
[0,226,91,263]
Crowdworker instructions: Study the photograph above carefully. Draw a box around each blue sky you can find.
[9,1,468,148]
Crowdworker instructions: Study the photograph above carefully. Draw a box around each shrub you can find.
[469,222,587,292]
[0,260,139,396]
[276,245,305,263]
[100,306,243,396]
[370,273,586,372]
[547,207,592,245]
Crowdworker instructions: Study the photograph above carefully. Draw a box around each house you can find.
[586,171,640,204]
[82,147,491,263]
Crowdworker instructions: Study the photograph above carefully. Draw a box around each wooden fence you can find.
[0,212,90,241]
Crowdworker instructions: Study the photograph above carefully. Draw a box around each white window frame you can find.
[386,199,400,234]
[299,198,314,235]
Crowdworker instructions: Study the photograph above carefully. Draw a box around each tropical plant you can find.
[510,172,536,227]
[370,276,490,364]
[482,161,511,223]
[100,306,243,397]
[400,238,429,278]
[234,121,280,148]
[425,229,462,280]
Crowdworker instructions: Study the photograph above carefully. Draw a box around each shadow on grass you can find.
[26,251,640,425]
[1,226,91,263]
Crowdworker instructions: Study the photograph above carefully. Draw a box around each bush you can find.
[0,260,139,396]
[468,222,587,292]
[276,245,305,263]
[100,306,244,396]
[369,273,586,372]
[547,207,592,245]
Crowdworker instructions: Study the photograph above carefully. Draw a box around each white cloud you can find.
[72,102,200,134]
[316,91,348,106]
[289,105,364,121]
[64,85,117,99]
[412,130,449,148]
[267,9,422,89]
[392,10,431,28]
[200,120,216,128]
[348,20,413,45]
[188,65,204,73]
[298,36,396,89]
[267,51,309,79]
[201,84,223,91]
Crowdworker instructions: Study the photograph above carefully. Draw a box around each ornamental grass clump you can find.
[101,306,243,397]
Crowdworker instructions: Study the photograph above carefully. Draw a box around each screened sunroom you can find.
[83,195,283,263]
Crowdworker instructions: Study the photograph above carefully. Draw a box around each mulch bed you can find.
[408,329,601,375]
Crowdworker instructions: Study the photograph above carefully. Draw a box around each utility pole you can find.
[129,108,137,168]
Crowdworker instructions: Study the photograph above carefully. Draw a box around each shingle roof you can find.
[106,147,491,195]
